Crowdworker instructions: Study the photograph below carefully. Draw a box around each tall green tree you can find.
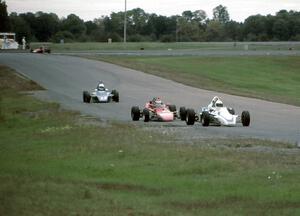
[103,12,124,38]
[205,20,225,41]
[127,8,148,35]
[19,13,36,40]
[9,13,31,42]
[34,12,59,41]
[61,14,86,38]
[182,10,193,22]
[0,0,10,31]
[225,21,242,41]
[243,15,267,41]
[193,10,207,23]
[85,21,98,35]
[272,18,289,40]
[213,5,230,24]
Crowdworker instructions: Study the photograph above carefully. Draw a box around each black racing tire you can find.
[143,108,150,122]
[179,106,187,121]
[111,89,119,102]
[131,106,140,121]
[186,109,195,125]
[227,107,235,115]
[83,91,91,103]
[241,111,250,126]
[202,111,210,127]
[168,104,176,112]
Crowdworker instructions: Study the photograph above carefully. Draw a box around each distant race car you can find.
[30,46,51,54]
[131,97,177,122]
[182,96,250,126]
[83,81,119,103]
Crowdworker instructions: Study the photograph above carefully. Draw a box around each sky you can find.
[5,0,300,22]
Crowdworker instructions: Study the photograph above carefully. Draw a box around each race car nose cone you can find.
[159,112,174,122]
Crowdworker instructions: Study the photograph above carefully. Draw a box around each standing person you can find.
[3,35,7,49]
[22,37,26,50]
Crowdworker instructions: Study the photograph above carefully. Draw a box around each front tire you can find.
[143,109,150,122]
[179,107,187,121]
[241,111,250,126]
[186,109,195,125]
[202,111,210,127]
[168,105,176,112]
[83,91,91,103]
[131,106,140,121]
[111,90,119,102]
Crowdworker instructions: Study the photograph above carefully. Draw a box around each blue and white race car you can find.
[83,81,119,103]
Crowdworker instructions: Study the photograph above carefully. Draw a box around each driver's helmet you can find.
[215,99,223,107]
[156,100,162,105]
[212,96,219,104]
[151,97,162,106]
[97,82,105,91]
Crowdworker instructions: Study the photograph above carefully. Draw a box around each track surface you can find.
[1,53,299,143]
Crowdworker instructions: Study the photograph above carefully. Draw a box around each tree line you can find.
[1,0,300,43]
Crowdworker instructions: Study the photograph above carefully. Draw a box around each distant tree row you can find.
[1,0,300,43]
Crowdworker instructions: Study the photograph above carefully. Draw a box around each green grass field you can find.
[1,65,300,215]
[30,41,300,51]
[93,56,300,106]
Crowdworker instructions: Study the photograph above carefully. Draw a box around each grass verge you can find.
[30,41,300,51]
[92,56,300,106]
[0,65,299,215]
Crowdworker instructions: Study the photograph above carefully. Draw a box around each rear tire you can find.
[202,111,210,127]
[111,90,119,102]
[131,106,140,121]
[179,107,187,121]
[168,104,176,112]
[186,109,195,125]
[143,109,150,122]
[83,91,91,103]
[241,111,250,126]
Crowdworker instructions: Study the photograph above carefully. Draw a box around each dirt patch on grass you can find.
[96,182,165,196]
[0,65,43,91]
[168,197,300,210]
[50,177,166,196]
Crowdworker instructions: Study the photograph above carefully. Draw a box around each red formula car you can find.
[131,97,177,122]
[30,46,51,54]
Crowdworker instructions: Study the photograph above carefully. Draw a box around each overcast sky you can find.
[5,0,300,22]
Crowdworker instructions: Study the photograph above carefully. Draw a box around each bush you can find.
[128,34,143,42]
[290,34,300,41]
[51,31,74,43]
[128,34,155,42]
[107,33,122,42]
[160,34,176,42]
[91,30,108,42]
[0,96,3,122]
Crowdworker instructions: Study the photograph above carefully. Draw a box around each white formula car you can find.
[83,81,119,103]
[183,96,250,127]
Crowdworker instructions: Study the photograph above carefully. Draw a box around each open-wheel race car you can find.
[181,96,250,127]
[30,46,51,54]
[83,81,119,103]
[131,97,177,122]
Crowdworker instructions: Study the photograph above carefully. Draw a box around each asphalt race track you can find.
[1,53,299,144]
